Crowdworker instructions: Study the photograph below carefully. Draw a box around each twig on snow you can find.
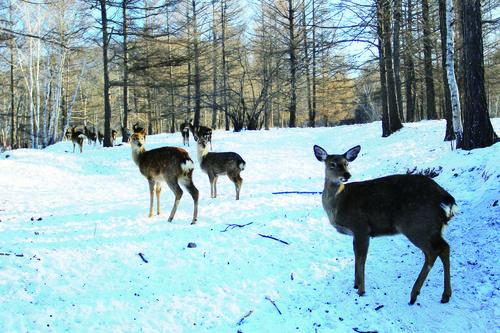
[353,328,378,333]
[258,234,290,245]
[236,310,254,325]
[265,296,282,315]
[138,252,148,263]
[221,222,254,232]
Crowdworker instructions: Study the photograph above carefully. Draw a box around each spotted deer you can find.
[130,129,199,224]
[314,144,457,304]
[196,136,245,200]
[70,126,86,153]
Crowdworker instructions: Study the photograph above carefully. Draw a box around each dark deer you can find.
[314,145,457,304]
[70,126,86,153]
[196,136,245,200]
[180,119,191,147]
[130,129,199,224]
[189,121,212,150]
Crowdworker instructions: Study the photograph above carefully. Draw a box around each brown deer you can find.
[190,122,212,150]
[196,136,245,200]
[130,129,199,224]
[180,119,190,147]
[314,144,457,304]
[70,126,86,153]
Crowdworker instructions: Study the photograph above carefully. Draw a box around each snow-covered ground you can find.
[0,120,499,332]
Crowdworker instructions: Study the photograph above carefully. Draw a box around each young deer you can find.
[70,126,86,153]
[314,145,457,304]
[130,129,199,224]
[180,119,190,147]
[196,136,245,200]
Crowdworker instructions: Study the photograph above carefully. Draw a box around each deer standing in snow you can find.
[130,129,199,224]
[70,126,86,153]
[196,136,245,200]
[180,119,191,146]
[314,144,457,304]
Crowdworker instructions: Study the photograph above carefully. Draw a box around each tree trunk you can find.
[100,0,113,147]
[421,0,437,120]
[302,0,313,127]
[311,0,317,128]
[380,0,403,134]
[211,1,218,129]
[288,0,297,128]
[445,0,463,147]
[377,2,390,137]
[404,0,416,122]
[221,0,230,130]
[460,0,497,150]
[122,0,129,142]
[438,0,454,141]
[393,0,404,120]
[192,0,201,128]
[9,2,16,149]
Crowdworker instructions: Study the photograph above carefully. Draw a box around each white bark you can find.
[445,0,463,144]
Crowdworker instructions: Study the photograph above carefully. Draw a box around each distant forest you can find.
[0,0,498,150]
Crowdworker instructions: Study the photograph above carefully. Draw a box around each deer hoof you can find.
[167,217,173,222]
[357,289,365,296]
[191,220,197,225]
[148,214,153,218]
[441,293,451,304]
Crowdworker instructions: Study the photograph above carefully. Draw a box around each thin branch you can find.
[258,234,289,245]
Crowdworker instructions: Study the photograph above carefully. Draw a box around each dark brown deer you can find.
[180,119,190,146]
[70,126,86,153]
[196,136,245,200]
[130,129,199,224]
[190,122,212,150]
[314,144,457,304]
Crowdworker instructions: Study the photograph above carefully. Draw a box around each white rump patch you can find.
[181,160,194,172]
[78,134,87,140]
[440,203,458,219]
[239,162,246,171]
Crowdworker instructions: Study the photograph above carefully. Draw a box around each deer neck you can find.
[131,146,145,166]
[197,143,208,163]
[322,180,345,222]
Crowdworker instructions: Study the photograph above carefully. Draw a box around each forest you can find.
[0,0,498,150]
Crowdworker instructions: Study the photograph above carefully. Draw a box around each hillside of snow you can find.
[0,119,499,332]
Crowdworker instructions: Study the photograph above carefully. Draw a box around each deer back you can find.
[201,152,244,175]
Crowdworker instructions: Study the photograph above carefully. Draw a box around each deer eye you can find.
[330,162,337,168]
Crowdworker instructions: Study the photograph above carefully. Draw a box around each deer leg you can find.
[436,237,452,303]
[166,179,183,222]
[213,176,218,198]
[229,173,242,200]
[73,142,76,153]
[353,234,369,296]
[180,176,199,224]
[155,183,162,216]
[410,250,438,305]
[208,174,215,198]
[147,179,155,218]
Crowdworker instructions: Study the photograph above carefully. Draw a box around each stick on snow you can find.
[265,296,282,315]
[236,310,254,325]
[258,234,290,245]
[138,253,148,263]
[221,222,254,232]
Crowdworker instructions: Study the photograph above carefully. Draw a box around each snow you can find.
[0,119,499,332]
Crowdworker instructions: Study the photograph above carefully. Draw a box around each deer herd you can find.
[67,120,458,305]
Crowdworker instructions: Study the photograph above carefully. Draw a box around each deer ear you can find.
[313,145,328,162]
[345,145,361,162]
